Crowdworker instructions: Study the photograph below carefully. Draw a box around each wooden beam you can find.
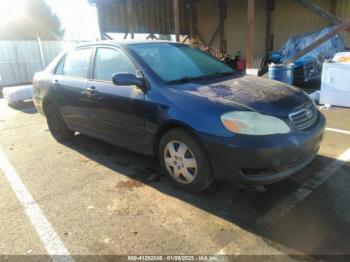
[146,33,159,40]
[265,0,274,55]
[293,0,350,33]
[96,3,106,40]
[173,0,181,42]
[246,0,255,69]
[127,0,134,39]
[208,25,221,47]
[286,20,350,63]
[182,35,189,43]
[189,0,196,39]
[194,28,207,46]
[219,0,226,53]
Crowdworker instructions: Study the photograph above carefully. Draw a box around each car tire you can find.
[159,128,213,193]
[46,104,74,142]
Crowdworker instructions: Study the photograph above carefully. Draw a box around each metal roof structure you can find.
[89,0,193,36]
[90,0,350,69]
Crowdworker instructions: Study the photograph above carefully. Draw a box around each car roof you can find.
[75,40,180,49]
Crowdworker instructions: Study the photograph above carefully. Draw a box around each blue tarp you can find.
[279,26,348,82]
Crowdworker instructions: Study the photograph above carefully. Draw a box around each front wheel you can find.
[45,104,74,142]
[159,128,213,193]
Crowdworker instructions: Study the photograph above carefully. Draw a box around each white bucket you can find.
[246,68,259,76]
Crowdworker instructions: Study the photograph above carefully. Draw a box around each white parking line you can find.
[326,127,350,135]
[257,148,350,228]
[0,148,74,262]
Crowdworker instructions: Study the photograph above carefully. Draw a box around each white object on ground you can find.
[320,60,350,108]
[2,85,33,105]
[246,68,259,76]
[326,128,350,135]
[320,104,338,110]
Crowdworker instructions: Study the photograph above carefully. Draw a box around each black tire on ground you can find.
[159,128,213,193]
[45,103,74,142]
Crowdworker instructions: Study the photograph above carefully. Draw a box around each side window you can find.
[62,48,92,78]
[93,48,136,82]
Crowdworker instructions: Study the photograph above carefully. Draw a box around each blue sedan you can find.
[33,41,325,192]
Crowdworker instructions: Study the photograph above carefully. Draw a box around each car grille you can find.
[289,103,318,130]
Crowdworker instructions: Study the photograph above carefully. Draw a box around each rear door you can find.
[52,48,93,129]
[86,47,146,153]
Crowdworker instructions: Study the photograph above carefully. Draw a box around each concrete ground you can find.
[0,99,349,261]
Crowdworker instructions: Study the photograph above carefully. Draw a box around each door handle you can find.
[87,86,96,91]
[51,79,61,88]
[86,86,98,97]
[86,86,98,93]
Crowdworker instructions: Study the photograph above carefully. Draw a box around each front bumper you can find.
[201,113,326,185]
[33,95,45,115]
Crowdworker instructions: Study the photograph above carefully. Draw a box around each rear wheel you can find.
[159,128,213,192]
[45,104,74,142]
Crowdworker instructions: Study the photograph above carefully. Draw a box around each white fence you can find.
[0,40,64,86]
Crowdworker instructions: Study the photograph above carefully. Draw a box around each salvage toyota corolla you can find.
[33,41,325,192]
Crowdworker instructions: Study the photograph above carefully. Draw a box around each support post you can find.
[246,0,255,69]
[36,33,45,69]
[189,0,196,40]
[127,0,135,39]
[95,3,107,40]
[219,0,227,53]
[174,0,181,42]
[265,0,274,55]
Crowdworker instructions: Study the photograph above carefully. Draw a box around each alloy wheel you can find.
[163,140,198,184]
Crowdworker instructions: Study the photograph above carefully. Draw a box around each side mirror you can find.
[112,73,145,89]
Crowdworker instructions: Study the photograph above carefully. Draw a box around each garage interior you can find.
[89,0,350,69]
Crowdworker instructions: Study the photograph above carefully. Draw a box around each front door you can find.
[87,47,146,153]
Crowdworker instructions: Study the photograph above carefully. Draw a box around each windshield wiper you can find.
[167,71,235,84]
[167,76,205,84]
[201,71,236,80]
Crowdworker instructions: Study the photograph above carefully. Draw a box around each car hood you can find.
[180,75,311,117]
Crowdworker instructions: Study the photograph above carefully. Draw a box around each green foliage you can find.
[158,34,172,41]
[0,0,64,40]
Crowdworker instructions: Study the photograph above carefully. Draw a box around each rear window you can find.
[62,48,92,78]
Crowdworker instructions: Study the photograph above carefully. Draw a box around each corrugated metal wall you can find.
[225,0,267,64]
[195,0,267,66]
[98,0,191,34]
[335,0,350,43]
[195,0,220,46]
[0,41,63,86]
[271,0,333,49]
[196,0,349,63]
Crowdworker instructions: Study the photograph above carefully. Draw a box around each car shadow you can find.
[63,133,347,257]
[8,100,37,114]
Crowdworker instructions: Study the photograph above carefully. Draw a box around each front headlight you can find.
[221,111,290,135]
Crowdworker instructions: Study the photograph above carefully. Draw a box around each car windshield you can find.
[128,43,235,83]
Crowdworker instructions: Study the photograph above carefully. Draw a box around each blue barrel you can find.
[268,63,295,85]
